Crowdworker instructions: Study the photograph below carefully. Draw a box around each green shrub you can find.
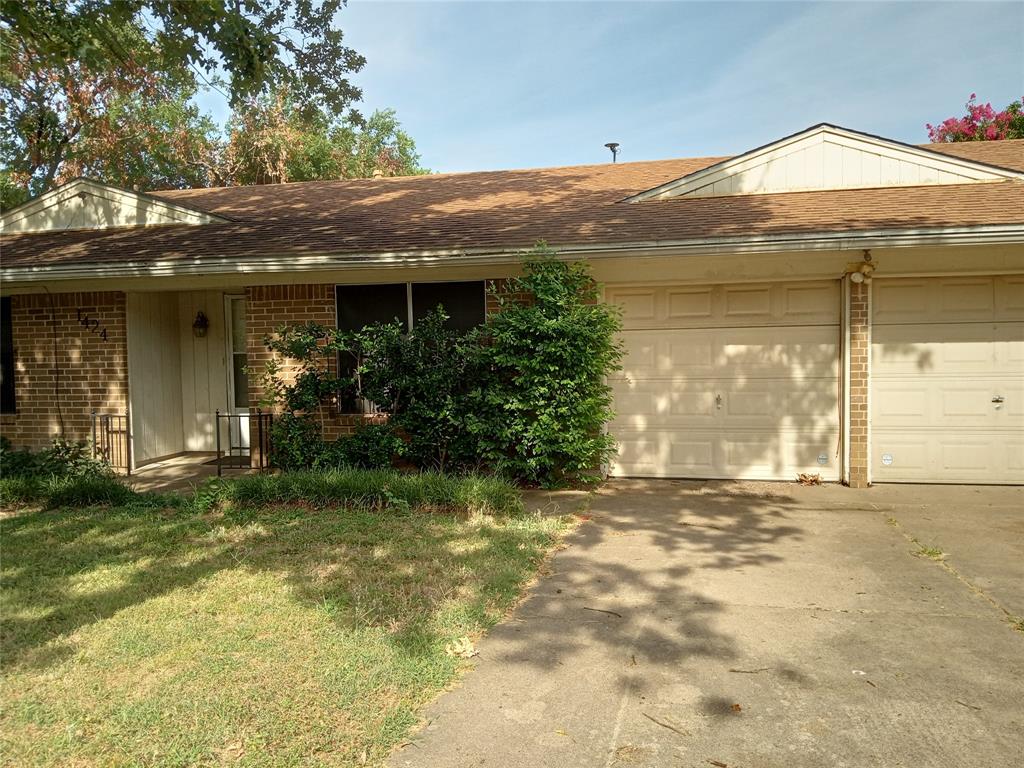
[472,245,623,486]
[255,242,623,486]
[0,437,113,479]
[269,413,326,471]
[352,309,484,472]
[315,423,404,470]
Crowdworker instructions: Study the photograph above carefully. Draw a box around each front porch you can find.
[125,452,227,493]
[125,289,257,473]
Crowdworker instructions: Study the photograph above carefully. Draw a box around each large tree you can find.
[0,2,425,209]
[0,25,218,208]
[0,0,364,119]
[927,94,1024,142]
[207,92,426,186]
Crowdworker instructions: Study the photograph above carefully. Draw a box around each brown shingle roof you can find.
[3,140,1023,270]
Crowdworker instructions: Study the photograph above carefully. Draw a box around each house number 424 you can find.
[77,308,109,342]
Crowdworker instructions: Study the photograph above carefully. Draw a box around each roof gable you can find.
[0,178,224,234]
[626,124,1024,202]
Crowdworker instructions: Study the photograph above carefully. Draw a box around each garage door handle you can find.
[992,395,1005,404]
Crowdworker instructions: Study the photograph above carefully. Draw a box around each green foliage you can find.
[258,322,340,470]
[257,244,623,485]
[221,98,427,186]
[0,474,133,510]
[316,424,405,471]
[352,309,485,472]
[1,9,425,208]
[0,437,113,479]
[1,0,365,119]
[472,244,623,486]
[0,20,217,203]
[268,413,326,472]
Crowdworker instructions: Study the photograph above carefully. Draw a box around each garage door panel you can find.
[612,428,839,480]
[995,276,1024,320]
[607,281,839,330]
[872,379,1004,428]
[617,327,838,380]
[611,378,838,431]
[874,432,1024,483]
[998,322,1024,365]
[874,277,999,324]
[873,323,1001,375]
[872,276,1022,484]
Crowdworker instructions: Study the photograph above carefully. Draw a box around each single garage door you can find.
[607,281,841,480]
[872,276,1024,484]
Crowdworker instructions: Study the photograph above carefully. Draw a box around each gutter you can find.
[3,224,1023,283]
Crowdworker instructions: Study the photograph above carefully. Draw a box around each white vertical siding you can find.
[178,291,229,451]
[127,292,184,464]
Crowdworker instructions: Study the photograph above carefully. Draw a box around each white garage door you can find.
[872,276,1024,484]
[607,281,840,480]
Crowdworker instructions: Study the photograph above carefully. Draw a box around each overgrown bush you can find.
[472,246,622,485]
[257,242,623,486]
[352,309,484,472]
[315,424,405,470]
[258,322,343,470]
[0,437,114,479]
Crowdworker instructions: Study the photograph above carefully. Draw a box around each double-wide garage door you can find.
[872,276,1024,484]
[608,281,840,480]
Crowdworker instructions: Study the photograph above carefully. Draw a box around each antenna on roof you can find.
[604,142,620,163]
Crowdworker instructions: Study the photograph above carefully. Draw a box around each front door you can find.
[224,295,250,450]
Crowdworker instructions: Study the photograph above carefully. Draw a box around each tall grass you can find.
[224,469,523,515]
[0,469,524,517]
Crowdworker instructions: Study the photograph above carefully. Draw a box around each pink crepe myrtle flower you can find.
[927,94,1024,142]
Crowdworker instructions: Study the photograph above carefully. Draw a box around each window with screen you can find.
[412,281,486,332]
[1,297,15,414]
[334,281,486,413]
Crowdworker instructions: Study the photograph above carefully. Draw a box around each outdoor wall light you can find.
[192,311,210,338]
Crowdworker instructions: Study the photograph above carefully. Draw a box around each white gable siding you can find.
[630,125,1022,202]
[1,179,219,234]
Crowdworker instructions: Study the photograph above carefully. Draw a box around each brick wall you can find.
[847,278,870,488]
[0,292,127,450]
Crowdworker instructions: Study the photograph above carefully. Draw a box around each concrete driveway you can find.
[390,480,1023,768]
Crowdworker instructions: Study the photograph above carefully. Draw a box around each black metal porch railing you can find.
[91,410,131,475]
[215,409,273,476]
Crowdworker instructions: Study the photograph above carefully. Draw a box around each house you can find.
[2,124,1022,486]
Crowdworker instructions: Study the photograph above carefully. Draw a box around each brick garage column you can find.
[0,292,127,451]
[847,277,870,488]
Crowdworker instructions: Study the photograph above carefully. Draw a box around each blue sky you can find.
[197,1,1024,172]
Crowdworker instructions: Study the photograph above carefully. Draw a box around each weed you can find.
[916,545,945,560]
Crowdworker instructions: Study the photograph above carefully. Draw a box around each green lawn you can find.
[1,495,570,766]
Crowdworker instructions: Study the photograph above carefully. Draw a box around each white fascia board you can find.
[3,224,1022,284]
[626,125,1024,202]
